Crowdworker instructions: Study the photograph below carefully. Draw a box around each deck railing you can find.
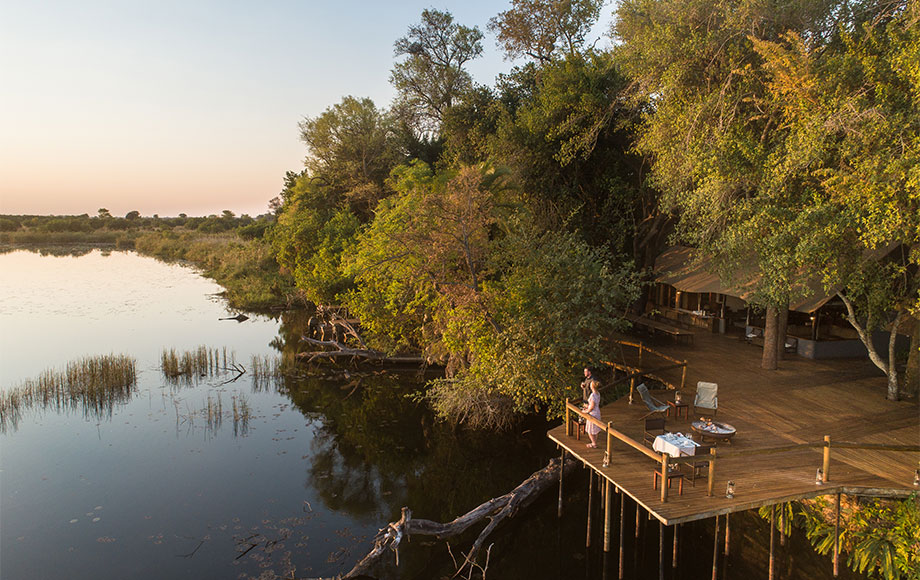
[604,339,688,394]
[563,400,920,503]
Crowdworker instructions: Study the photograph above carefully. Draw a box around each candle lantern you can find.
[675,390,682,404]
[725,481,735,499]
[816,468,824,485]
[913,469,919,487]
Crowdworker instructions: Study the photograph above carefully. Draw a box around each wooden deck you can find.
[549,331,920,526]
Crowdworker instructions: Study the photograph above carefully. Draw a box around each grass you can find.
[0,354,137,432]
[161,346,236,384]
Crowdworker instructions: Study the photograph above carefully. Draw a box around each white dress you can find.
[586,391,602,436]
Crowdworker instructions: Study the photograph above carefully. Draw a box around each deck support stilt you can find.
[724,512,730,556]
[672,523,679,568]
[780,504,786,546]
[619,493,625,579]
[635,502,641,539]
[558,449,565,519]
[769,505,776,580]
[834,492,841,577]
[604,480,612,553]
[659,521,665,580]
[711,514,720,580]
[587,472,594,548]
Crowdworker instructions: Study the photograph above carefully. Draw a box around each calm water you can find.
[0,249,863,580]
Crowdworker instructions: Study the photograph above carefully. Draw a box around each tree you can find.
[299,96,400,218]
[390,9,483,134]
[97,208,111,219]
[125,210,140,220]
[489,0,604,62]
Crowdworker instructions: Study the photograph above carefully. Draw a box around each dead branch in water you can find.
[296,337,426,365]
[309,456,577,579]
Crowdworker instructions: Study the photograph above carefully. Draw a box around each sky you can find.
[0,1,615,218]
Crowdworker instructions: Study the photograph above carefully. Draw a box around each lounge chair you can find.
[636,383,669,419]
[693,381,718,418]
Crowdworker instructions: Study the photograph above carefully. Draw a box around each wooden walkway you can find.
[549,331,920,526]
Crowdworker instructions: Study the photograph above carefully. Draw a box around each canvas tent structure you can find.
[647,246,908,359]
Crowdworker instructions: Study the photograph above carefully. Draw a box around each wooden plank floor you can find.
[549,331,920,525]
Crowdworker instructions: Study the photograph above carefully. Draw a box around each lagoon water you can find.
[0,249,864,580]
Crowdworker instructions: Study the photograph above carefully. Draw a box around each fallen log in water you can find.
[324,455,578,579]
[297,337,427,365]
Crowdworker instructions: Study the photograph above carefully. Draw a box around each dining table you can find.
[652,432,700,457]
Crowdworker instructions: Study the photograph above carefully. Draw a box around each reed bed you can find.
[249,352,302,392]
[0,354,137,432]
[161,346,236,384]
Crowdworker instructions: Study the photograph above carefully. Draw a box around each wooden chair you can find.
[652,466,684,495]
[637,383,670,419]
[643,417,666,446]
[680,444,713,486]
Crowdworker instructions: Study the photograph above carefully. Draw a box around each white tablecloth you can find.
[653,433,699,457]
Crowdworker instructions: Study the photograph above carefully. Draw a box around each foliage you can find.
[298,96,402,218]
[489,0,605,62]
[791,494,920,580]
[390,9,483,134]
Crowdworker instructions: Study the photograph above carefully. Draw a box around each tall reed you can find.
[161,346,237,385]
[1,354,137,432]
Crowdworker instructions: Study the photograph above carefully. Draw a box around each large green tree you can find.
[390,9,484,135]
[489,0,605,62]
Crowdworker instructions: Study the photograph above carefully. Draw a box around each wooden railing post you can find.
[680,362,687,391]
[639,343,644,366]
[707,448,717,497]
[630,377,636,404]
[823,436,831,483]
[565,400,571,437]
[660,453,669,502]
[605,423,612,467]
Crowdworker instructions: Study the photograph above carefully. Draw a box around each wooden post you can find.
[565,401,571,437]
[604,480,613,553]
[630,377,636,404]
[707,447,717,496]
[724,512,730,556]
[587,472,594,548]
[834,492,841,577]
[823,435,831,483]
[619,491,625,579]
[558,449,565,518]
[636,502,641,539]
[639,343,644,366]
[780,505,786,546]
[659,521,665,580]
[660,453,669,503]
[681,362,687,390]
[769,505,775,580]
[711,515,719,580]
[672,523,679,568]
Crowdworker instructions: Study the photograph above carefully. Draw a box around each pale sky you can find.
[0,1,613,218]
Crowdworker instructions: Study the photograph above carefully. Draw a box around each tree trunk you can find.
[775,304,789,362]
[837,292,900,400]
[904,321,919,398]
[762,306,779,370]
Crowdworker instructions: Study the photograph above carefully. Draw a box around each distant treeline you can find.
[0,210,272,242]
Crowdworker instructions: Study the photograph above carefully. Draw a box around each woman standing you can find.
[582,379,602,448]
